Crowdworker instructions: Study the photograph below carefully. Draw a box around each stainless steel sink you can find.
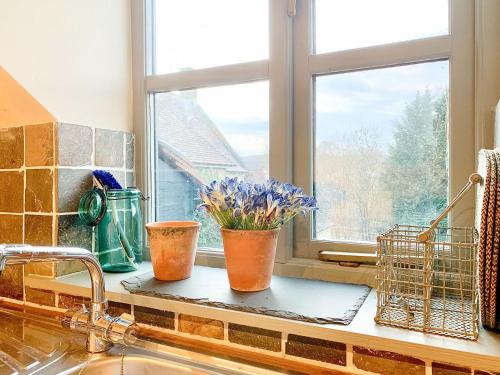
[0,307,291,375]
[54,342,290,375]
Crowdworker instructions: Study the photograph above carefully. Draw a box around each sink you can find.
[0,307,289,375]
[73,356,208,375]
[59,342,288,375]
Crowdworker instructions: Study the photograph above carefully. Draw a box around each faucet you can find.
[0,244,138,353]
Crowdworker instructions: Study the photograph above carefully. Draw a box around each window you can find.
[135,0,474,265]
[314,0,449,54]
[314,61,449,243]
[293,0,474,258]
[153,0,268,74]
[154,82,269,249]
[143,0,279,254]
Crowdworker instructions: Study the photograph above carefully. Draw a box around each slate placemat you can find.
[121,266,370,325]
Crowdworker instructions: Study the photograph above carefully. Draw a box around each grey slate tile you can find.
[57,214,92,250]
[57,168,93,212]
[57,123,93,166]
[95,128,124,167]
[125,133,134,169]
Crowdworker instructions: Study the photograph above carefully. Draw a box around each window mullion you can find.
[292,0,315,259]
[447,0,475,229]
[270,0,294,263]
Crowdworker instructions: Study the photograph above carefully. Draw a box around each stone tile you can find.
[228,323,281,352]
[178,314,224,340]
[58,293,90,309]
[24,214,53,245]
[25,286,56,307]
[95,129,124,167]
[126,172,135,188]
[25,123,54,167]
[354,346,425,375]
[113,171,126,189]
[125,133,134,169]
[57,214,92,249]
[55,260,86,276]
[134,305,175,330]
[57,123,93,166]
[286,334,346,366]
[108,301,131,316]
[25,169,54,212]
[0,265,23,300]
[24,213,54,277]
[0,171,24,213]
[0,127,23,169]
[57,214,91,277]
[0,214,23,243]
[57,169,92,212]
[432,363,471,375]
[25,262,55,277]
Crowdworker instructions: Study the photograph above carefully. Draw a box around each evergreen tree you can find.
[384,90,448,226]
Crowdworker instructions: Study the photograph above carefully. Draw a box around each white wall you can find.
[0,0,132,131]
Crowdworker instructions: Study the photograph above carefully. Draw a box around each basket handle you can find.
[416,173,482,242]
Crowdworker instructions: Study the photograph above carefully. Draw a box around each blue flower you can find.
[197,177,318,230]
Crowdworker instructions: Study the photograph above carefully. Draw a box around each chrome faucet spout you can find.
[0,245,106,305]
[0,244,137,353]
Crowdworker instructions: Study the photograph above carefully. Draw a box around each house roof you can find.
[155,92,247,173]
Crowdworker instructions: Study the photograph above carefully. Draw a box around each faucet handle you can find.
[106,313,138,346]
[61,306,89,331]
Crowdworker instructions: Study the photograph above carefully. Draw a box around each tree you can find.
[316,128,392,241]
[384,90,448,226]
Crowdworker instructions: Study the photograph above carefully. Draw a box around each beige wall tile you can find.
[353,346,425,375]
[178,314,224,340]
[0,214,23,243]
[0,265,23,300]
[25,286,56,307]
[0,171,24,213]
[25,123,54,167]
[25,169,53,212]
[0,127,23,169]
[25,262,55,278]
[24,214,52,245]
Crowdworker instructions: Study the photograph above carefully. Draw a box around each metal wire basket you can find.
[375,174,481,340]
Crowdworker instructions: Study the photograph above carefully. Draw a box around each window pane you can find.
[314,0,448,54]
[154,81,269,249]
[314,61,449,242]
[153,0,269,74]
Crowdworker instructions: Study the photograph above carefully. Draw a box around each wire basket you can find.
[375,225,479,339]
[375,174,481,340]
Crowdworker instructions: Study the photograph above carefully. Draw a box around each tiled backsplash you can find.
[3,289,498,375]
[0,122,135,294]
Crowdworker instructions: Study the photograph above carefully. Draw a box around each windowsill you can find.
[195,252,378,287]
[25,262,500,371]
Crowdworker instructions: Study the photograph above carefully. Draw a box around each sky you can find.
[154,0,449,158]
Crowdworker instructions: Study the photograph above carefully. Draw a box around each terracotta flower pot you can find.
[145,221,201,281]
[221,228,280,292]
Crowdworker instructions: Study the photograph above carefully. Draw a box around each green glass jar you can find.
[79,188,143,272]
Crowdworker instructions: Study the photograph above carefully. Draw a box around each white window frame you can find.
[132,0,295,267]
[292,0,476,259]
[132,0,479,280]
